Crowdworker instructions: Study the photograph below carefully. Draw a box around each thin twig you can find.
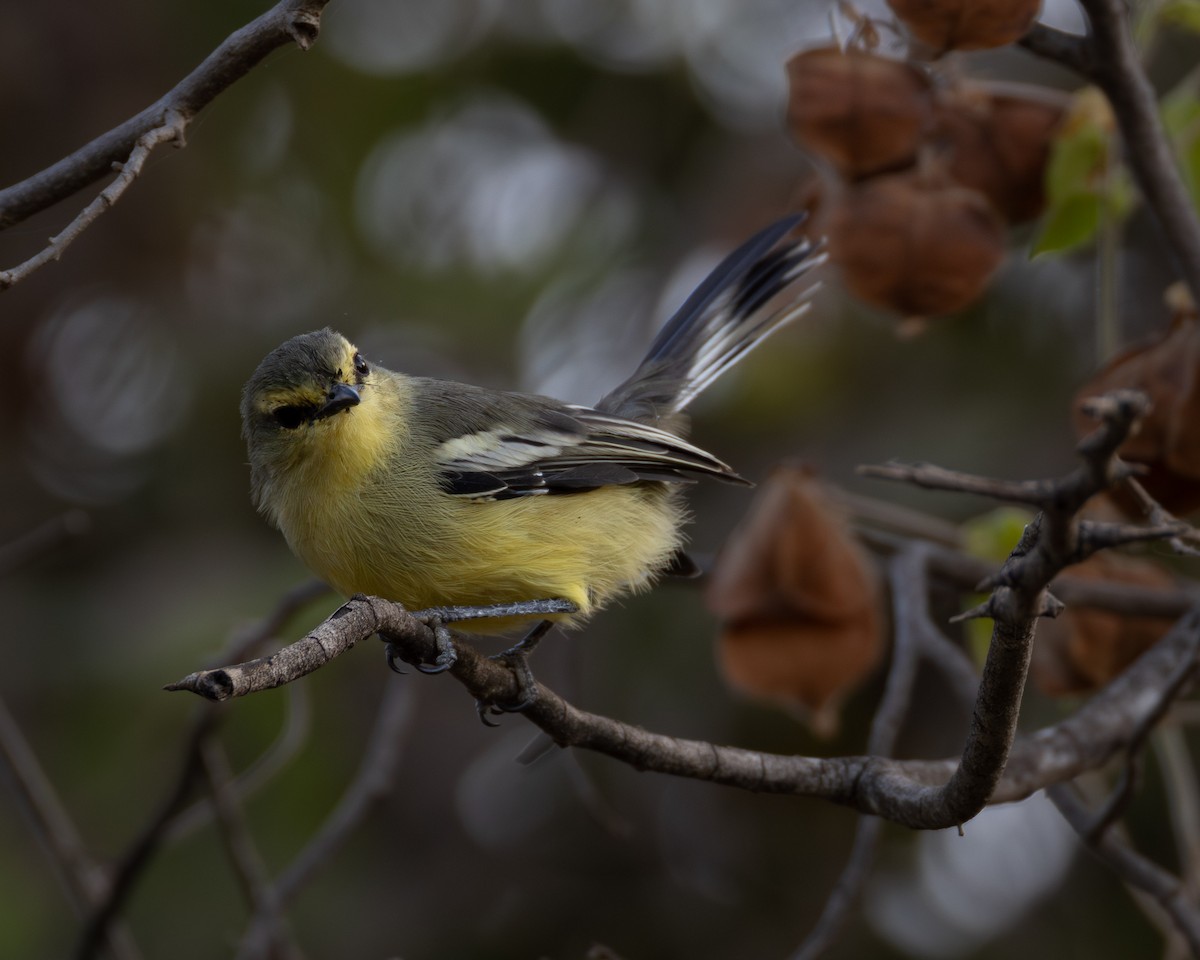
[166,681,312,845]
[165,580,328,843]
[236,681,415,959]
[791,545,929,960]
[859,525,1200,620]
[1048,783,1200,953]
[1080,627,1200,841]
[75,710,219,960]
[0,696,142,960]
[201,737,301,960]
[0,114,186,290]
[1154,726,1200,902]
[0,0,332,286]
[0,510,91,577]
[75,582,327,958]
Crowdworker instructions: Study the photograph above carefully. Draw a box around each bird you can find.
[240,215,823,686]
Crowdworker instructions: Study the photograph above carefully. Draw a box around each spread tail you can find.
[598,214,825,422]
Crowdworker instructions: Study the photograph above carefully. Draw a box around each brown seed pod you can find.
[1072,293,1200,514]
[936,86,1065,224]
[1031,551,1177,696]
[826,167,1006,317]
[706,465,884,736]
[786,46,934,180]
[887,0,1042,53]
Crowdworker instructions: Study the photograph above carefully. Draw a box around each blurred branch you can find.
[166,580,327,843]
[76,710,219,960]
[75,581,327,958]
[1018,22,1094,77]
[167,682,312,844]
[0,696,141,960]
[0,0,332,288]
[791,545,928,959]
[0,510,90,577]
[201,737,300,960]
[859,525,1199,620]
[1019,1,1200,302]
[236,682,414,959]
[1154,726,1200,902]
[1048,782,1200,953]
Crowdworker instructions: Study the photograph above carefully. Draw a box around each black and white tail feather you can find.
[433,214,825,503]
[599,213,825,422]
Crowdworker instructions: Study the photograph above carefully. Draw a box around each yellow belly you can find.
[280,471,684,635]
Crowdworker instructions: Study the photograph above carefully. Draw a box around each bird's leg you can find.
[380,598,576,677]
[476,618,555,726]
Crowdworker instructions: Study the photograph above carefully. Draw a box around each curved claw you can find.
[415,619,458,674]
[383,643,408,675]
[475,700,502,727]
[479,649,539,715]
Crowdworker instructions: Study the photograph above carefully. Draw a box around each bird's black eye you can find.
[272,405,310,430]
[353,353,369,376]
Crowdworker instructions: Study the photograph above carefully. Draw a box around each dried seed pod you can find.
[936,86,1065,224]
[827,167,1006,317]
[706,465,884,736]
[1032,552,1177,695]
[1072,294,1200,514]
[787,47,934,179]
[887,0,1042,53]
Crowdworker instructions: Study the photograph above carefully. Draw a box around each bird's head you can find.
[241,328,372,477]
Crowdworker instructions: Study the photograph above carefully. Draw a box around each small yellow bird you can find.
[241,216,822,679]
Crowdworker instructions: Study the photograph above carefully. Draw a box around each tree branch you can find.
[235,681,415,959]
[0,696,142,960]
[1020,1,1200,302]
[1048,783,1200,953]
[792,546,929,959]
[1017,21,1096,78]
[0,0,332,287]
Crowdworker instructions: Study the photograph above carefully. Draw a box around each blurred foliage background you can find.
[0,1,1196,958]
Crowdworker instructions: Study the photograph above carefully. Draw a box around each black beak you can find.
[314,382,361,420]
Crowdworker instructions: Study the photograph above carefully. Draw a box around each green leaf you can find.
[962,507,1034,563]
[1045,122,1108,199]
[1160,87,1200,142]
[1160,0,1200,33]
[1033,192,1103,255]
[1161,86,1200,203]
